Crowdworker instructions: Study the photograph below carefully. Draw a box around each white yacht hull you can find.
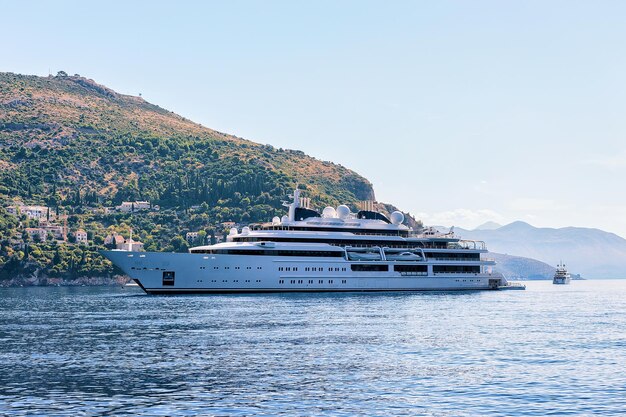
[103,250,509,294]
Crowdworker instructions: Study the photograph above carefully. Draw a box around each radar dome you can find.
[322,206,337,218]
[229,228,238,235]
[281,215,289,223]
[272,216,281,225]
[390,211,404,225]
[241,226,250,235]
[336,205,350,219]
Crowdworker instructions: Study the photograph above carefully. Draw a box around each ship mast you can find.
[288,188,301,222]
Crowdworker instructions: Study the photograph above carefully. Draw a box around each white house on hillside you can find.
[117,239,144,251]
[75,229,88,243]
[186,231,199,243]
[116,201,152,213]
[25,227,48,242]
[104,232,125,246]
[7,205,53,220]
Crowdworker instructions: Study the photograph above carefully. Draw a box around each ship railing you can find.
[430,257,491,262]
[395,243,448,249]
[448,240,487,250]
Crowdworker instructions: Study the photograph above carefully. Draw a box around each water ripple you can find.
[1,281,626,415]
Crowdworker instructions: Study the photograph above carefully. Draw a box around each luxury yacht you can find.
[553,262,571,285]
[102,189,525,294]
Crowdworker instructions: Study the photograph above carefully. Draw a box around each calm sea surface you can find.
[1,280,625,416]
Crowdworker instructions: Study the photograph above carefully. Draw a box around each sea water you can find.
[1,280,625,416]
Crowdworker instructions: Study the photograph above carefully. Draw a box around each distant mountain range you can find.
[488,253,583,281]
[445,221,626,279]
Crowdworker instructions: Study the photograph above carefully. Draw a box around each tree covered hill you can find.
[0,71,380,283]
[0,71,374,217]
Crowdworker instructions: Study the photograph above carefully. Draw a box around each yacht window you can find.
[394,265,427,273]
[351,264,389,272]
[433,265,480,273]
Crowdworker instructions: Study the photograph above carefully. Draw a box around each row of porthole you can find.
[131,267,164,271]
[278,267,348,272]
[135,266,261,271]
[206,279,263,283]
[455,279,480,282]
[305,267,347,272]
[210,266,263,270]
[278,279,348,284]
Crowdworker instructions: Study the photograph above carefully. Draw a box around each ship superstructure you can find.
[103,189,525,294]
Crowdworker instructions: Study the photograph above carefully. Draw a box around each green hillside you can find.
[0,71,377,282]
[0,72,374,211]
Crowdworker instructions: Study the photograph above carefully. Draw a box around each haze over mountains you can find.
[449,221,626,279]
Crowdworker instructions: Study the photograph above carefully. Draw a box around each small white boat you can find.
[346,250,382,261]
[553,262,571,285]
[385,252,423,261]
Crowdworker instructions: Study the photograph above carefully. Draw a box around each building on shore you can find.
[7,204,53,220]
[39,223,67,240]
[104,232,125,247]
[117,239,144,251]
[116,201,158,213]
[186,231,199,244]
[25,227,48,242]
[75,229,88,243]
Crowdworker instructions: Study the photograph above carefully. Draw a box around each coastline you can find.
[0,275,131,288]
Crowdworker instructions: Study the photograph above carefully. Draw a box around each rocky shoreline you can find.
[0,275,131,288]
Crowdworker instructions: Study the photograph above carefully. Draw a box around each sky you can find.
[3,1,626,236]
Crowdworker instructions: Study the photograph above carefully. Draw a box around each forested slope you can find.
[0,72,379,283]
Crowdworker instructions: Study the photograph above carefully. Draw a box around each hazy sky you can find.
[3,1,626,236]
